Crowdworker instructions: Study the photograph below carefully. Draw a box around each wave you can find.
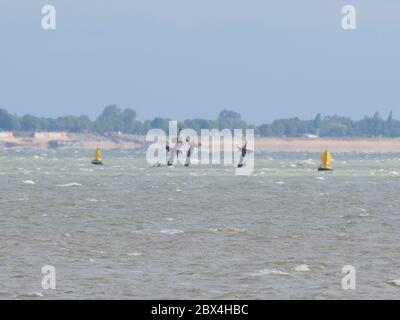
[387,279,400,287]
[127,252,143,256]
[18,292,44,298]
[209,227,246,234]
[294,264,310,272]
[56,182,82,187]
[17,197,30,201]
[160,229,184,235]
[359,213,369,217]
[248,269,289,276]
[22,180,35,185]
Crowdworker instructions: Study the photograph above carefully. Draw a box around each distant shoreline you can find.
[2,134,400,153]
[254,138,400,153]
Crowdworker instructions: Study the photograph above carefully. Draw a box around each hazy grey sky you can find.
[0,1,399,124]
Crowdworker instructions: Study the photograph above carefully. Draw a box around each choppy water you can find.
[1,149,400,299]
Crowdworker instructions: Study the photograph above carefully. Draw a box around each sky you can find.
[0,1,399,124]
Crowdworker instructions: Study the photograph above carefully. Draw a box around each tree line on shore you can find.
[1,105,400,138]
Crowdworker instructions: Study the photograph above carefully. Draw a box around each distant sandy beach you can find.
[2,134,400,153]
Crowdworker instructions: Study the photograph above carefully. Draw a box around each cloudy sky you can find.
[0,1,399,124]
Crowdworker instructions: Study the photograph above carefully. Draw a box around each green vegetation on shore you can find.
[0,106,400,138]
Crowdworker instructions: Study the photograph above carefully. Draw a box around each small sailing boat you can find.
[318,149,333,171]
[92,147,103,165]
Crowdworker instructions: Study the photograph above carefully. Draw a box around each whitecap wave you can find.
[294,264,310,272]
[209,227,246,233]
[160,229,184,235]
[27,292,44,297]
[387,279,400,287]
[56,182,82,187]
[127,252,143,256]
[249,269,289,276]
[17,197,30,201]
[22,180,35,185]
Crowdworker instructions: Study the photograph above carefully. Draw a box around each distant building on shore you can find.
[303,134,319,139]
[34,132,68,140]
[0,132,14,139]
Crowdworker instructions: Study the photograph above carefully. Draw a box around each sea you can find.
[1,149,400,299]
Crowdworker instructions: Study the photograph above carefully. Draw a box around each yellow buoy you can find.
[92,147,103,165]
